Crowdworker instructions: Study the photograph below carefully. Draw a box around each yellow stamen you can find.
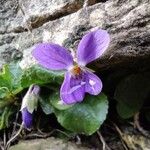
[71,65,81,76]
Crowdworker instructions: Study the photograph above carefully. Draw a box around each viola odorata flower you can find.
[20,85,40,128]
[32,29,110,104]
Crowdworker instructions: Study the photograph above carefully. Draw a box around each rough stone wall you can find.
[9,137,90,150]
[0,0,150,70]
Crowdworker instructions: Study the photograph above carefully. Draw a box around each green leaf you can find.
[0,87,10,99]
[0,63,23,92]
[39,96,53,115]
[8,63,23,91]
[54,93,108,135]
[0,65,11,88]
[0,63,23,109]
[50,92,74,110]
[21,65,64,88]
[39,91,72,114]
[115,72,150,119]
[0,64,22,89]
[0,107,14,129]
[116,101,138,119]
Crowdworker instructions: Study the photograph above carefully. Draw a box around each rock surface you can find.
[9,137,91,150]
[0,0,150,69]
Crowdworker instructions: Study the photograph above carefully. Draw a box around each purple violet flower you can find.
[20,85,40,128]
[32,29,110,104]
[21,108,33,129]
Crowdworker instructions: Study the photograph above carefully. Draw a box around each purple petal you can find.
[77,29,110,66]
[32,43,73,70]
[85,71,102,95]
[31,85,40,95]
[27,84,40,95]
[60,72,85,104]
[22,108,33,129]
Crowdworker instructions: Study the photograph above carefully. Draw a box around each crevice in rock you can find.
[12,3,81,33]
[95,0,109,2]
[9,0,111,34]
[10,0,100,33]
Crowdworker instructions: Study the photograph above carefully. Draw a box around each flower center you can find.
[71,65,82,76]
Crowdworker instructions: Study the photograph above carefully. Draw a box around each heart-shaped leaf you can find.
[21,65,64,88]
[54,93,108,135]
[115,72,150,119]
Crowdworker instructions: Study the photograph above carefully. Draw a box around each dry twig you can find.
[97,131,111,150]
[5,123,23,150]
[113,123,128,150]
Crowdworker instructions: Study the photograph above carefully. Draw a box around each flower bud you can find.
[20,85,40,128]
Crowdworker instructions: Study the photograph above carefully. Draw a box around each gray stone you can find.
[0,0,96,66]
[9,137,91,150]
[0,0,150,70]
[9,0,96,32]
[0,0,19,34]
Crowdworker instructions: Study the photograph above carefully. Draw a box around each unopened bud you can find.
[21,84,40,128]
